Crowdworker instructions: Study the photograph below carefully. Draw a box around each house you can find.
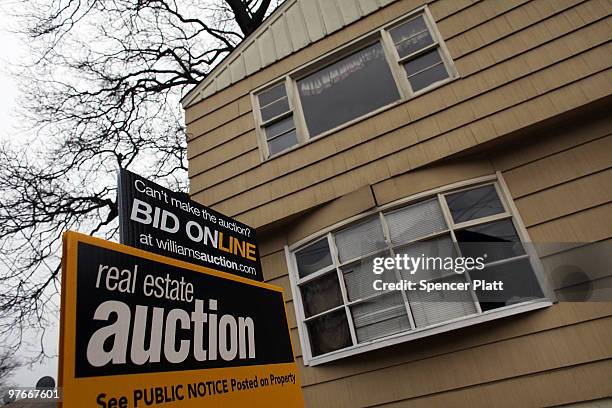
[181,0,612,406]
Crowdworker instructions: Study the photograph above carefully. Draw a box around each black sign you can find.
[118,169,262,281]
[74,241,293,378]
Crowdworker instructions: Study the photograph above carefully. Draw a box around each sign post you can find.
[59,231,303,407]
[117,169,263,281]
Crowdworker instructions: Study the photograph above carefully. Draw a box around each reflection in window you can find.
[389,14,450,92]
[306,310,352,356]
[456,219,525,263]
[470,259,544,311]
[295,237,332,278]
[446,185,505,224]
[389,15,433,58]
[297,42,401,137]
[300,272,343,318]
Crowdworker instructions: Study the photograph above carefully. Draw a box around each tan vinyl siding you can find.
[253,112,612,407]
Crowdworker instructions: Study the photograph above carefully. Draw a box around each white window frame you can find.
[252,5,459,160]
[285,173,554,366]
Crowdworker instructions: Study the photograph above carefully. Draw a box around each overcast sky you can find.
[0,5,59,388]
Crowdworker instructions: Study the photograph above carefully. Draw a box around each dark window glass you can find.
[456,219,525,263]
[469,259,544,311]
[351,293,410,343]
[306,309,352,356]
[406,62,448,92]
[300,272,343,318]
[295,238,332,278]
[446,185,505,224]
[267,130,298,155]
[258,83,287,106]
[265,117,295,140]
[390,16,433,58]
[297,42,400,137]
[404,48,442,74]
[260,97,290,122]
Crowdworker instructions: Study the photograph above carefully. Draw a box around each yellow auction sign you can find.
[59,231,303,407]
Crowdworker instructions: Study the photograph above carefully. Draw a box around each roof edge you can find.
[181,0,295,108]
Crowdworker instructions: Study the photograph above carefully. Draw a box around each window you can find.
[253,6,457,159]
[387,14,453,92]
[297,42,401,136]
[288,176,551,365]
[254,81,299,157]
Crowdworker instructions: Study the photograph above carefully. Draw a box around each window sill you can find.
[303,298,552,366]
[262,75,459,162]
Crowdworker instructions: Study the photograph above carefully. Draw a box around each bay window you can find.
[287,176,552,365]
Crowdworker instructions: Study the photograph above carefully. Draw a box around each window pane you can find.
[342,254,397,301]
[351,293,410,343]
[295,238,333,278]
[395,235,457,282]
[446,185,505,224]
[267,129,298,156]
[469,258,544,312]
[306,309,352,356]
[404,49,442,76]
[265,116,295,140]
[300,272,343,317]
[408,274,477,327]
[385,198,447,244]
[456,219,525,263]
[258,83,287,107]
[260,97,290,122]
[298,42,400,136]
[405,61,448,92]
[390,16,433,58]
[334,216,386,263]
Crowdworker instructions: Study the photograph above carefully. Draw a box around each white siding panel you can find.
[338,0,362,24]
[216,68,231,89]
[200,82,216,99]
[183,0,401,108]
[358,0,380,15]
[259,28,277,66]
[229,55,246,83]
[318,0,344,34]
[243,41,262,75]
[285,1,310,51]
[301,0,326,42]
[271,16,293,59]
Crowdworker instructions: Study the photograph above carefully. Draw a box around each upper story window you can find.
[388,14,453,92]
[253,6,458,159]
[287,176,552,365]
[297,42,401,137]
[255,80,299,157]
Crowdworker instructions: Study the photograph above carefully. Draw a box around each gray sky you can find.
[0,6,59,388]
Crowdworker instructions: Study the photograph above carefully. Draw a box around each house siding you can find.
[184,0,612,406]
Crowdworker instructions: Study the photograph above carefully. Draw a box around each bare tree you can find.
[0,0,280,360]
[0,351,20,400]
